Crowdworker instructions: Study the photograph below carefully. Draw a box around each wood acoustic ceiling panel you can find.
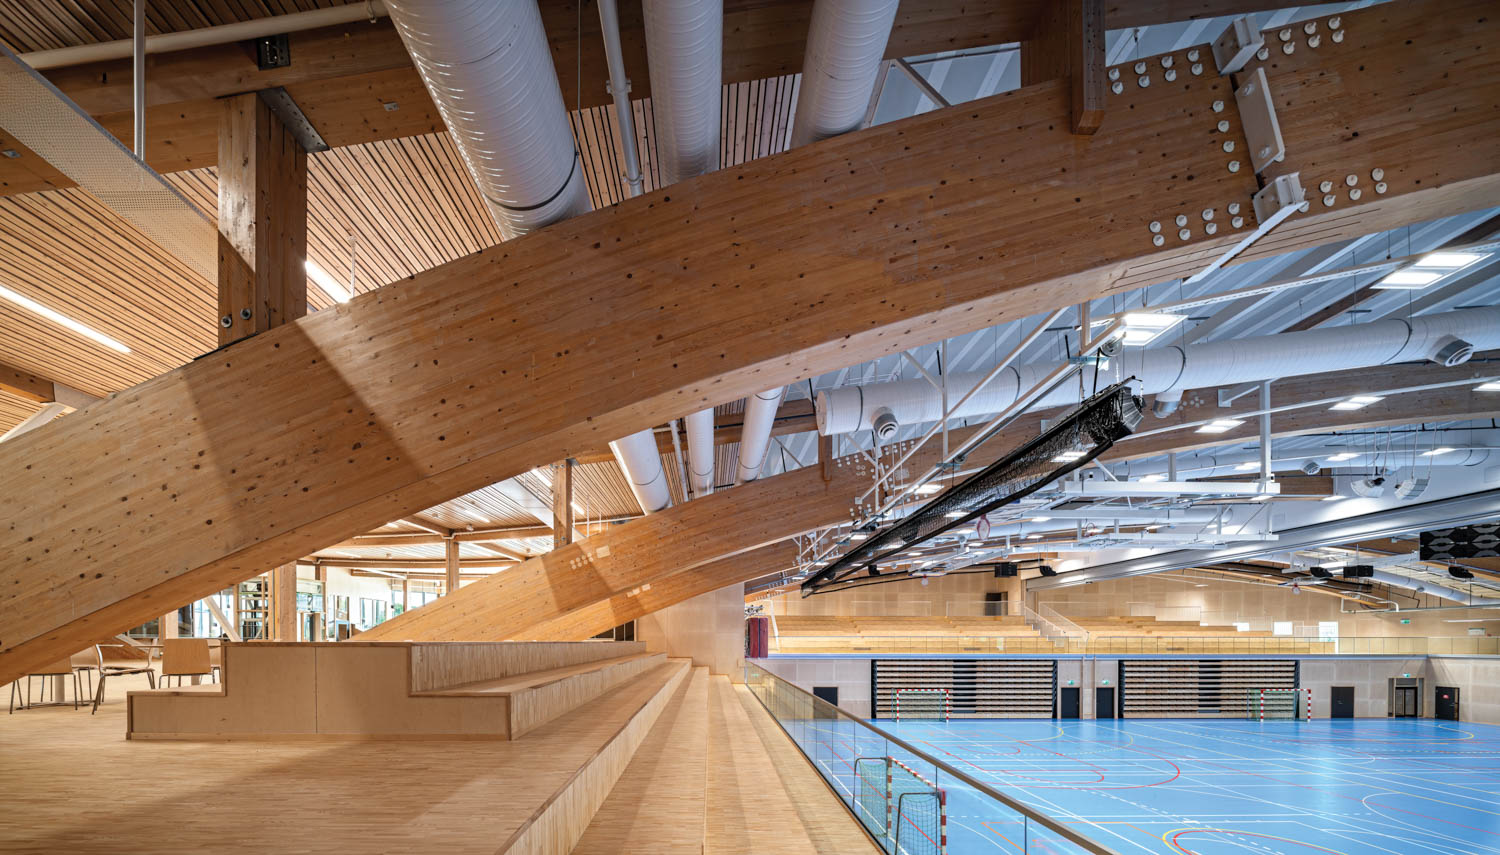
[0,0,359,52]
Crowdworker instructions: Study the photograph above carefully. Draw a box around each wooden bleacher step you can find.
[415,651,666,738]
[572,666,711,854]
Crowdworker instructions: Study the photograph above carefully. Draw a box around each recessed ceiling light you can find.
[1374,269,1443,289]
[1118,312,1186,346]
[1196,418,1244,434]
[1322,495,1347,502]
[1025,533,1043,540]
[1421,447,1455,457]
[1051,449,1087,462]
[1140,474,1167,482]
[1476,381,1500,392]
[306,260,352,303]
[1418,252,1482,269]
[1330,395,1384,411]
[0,282,130,353]
[913,483,943,496]
[1325,452,1359,462]
[849,532,868,540]
[1234,461,1261,471]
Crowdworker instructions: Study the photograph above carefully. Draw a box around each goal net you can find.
[853,756,947,855]
[894,688,951,721]
[1245,688,1312,720]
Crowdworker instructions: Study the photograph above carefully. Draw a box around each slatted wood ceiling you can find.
[0,0,358,52]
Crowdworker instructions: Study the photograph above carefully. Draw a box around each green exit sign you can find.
[1402,673,1411,678]
[1401,618,1411,625]
[1101,679,1111,685]
[1066,679,1076,686]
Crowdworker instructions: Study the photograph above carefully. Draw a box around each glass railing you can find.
[744,662,1120,855]
[769,634,1500,656]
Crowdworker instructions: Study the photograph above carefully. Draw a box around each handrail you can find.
[744,661,1122,855]
[1034,603,1089,638]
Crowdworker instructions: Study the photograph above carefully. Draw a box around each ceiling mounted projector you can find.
[1351,476,1387,498]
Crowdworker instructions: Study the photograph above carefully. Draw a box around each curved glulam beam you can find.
[364,360,1500,642]
[1,0,1496,681]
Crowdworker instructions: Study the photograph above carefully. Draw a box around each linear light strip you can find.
[0,282,129,353]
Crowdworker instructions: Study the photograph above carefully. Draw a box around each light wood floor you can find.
[0,663,682,854]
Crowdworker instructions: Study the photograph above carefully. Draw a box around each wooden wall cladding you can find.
[2,0,1496,683]
[408,640,644,692]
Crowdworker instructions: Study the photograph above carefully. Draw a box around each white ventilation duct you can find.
[1367,570,1500,607]
[384,0,590,239]
[817,307,1500,435]
[789,0,900,147]
[1110,438,1499,481]
[685,408,716,496]
[736,387,785,483]
[643,0,722,184]
[610,431,672,513]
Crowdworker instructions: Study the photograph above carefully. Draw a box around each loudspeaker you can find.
[1450,567,1475,580]
[993,562,1018,578]
[1038,565,1057,577]
[1342,564,1374,578]
[1310,567,1331,579]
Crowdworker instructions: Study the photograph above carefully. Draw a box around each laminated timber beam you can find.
[0,0,1343,197]
[361,361,1500,644]
[1,0,1496,681]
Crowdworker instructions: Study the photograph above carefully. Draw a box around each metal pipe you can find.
[132,0,144,157]
[685,408,716,496]
[1259,381,1272,484]
[598,0,645,197]
[22,2,388,69]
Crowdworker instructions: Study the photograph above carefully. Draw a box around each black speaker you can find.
[1038,565,1057,577]
[1450,567,1475,580]
[993,562,1018,578]
[1310,567,1331,579]
[1342,564,1374,578]
[1422,523,1500,561]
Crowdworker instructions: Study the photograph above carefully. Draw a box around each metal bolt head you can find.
[1228,160,1241,173]
[1175,214,1188,227]
[1152,234,1165,247]
[1212,100,1225,113]
[1134,61,1147,74]
[1349,188,1362,201]
[1329,16,1341,29]
[1164,69,1177,82]
[1201,208,1215,221]
[382,101,399,112]
[239,308,252,320]
[1256,46,1270,61]
[1298,201,1311,213]
[1375,181,1388,194]
[1282,42,1295,55]
[1319,180,1333,193]
[1232,216,1245,228]
[1161,55,1174,68]
[1222,140,1235,153]
[1323,194,1336,207]
[220,315,233,328]
[1205,222,1218,235]
[1371,167,1385,181]
[1258,145,1272,160]
[1187,49,1200,61]
[1239,82,1255,97]
[1279,27,1293,41]
[1108,67,1120,81]
[1138,75,1151,88]
[1111,81,1124,95]
[1308,34,1321,48]
[1228,202,1241,215]
[0,149,18,159]
[1178,228,1191,241]
[1149,220,1162,233]
[1303,21,1318,34]
[1191,62,1204,76]
[1332,30,1344,43]
[1217,119,1230,132]
[1345,174,1358,186]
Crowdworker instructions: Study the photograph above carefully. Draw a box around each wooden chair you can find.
[8,656,84,712]
[208,643,223,683]
[160,638,213,688]
[69,648,98,703]
[91,644,156,714]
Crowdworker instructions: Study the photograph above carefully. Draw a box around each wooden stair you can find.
[572,672,878,854]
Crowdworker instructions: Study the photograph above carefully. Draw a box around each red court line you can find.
[1169,829,1344,854]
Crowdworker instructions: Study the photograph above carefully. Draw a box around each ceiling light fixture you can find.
[1322,495,1347,502]
[1329,394,1384,411]
[1418,252,1484,268]
[1051,449,1087,463]
[306,260,353,303]
[1139,473,1168,482]
[913,483,944,496]
[1374,270,1443,289]
[1118,311,1187,346]
[1196,418,1245,435]
[0,282,130,353]
[1421,447,1455,457]
[1476,381,1500,392]
[1325,452,1359,462]
[1369,249,1490,291]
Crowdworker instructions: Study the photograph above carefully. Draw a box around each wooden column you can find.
[444,539,461,596]
[159,609,179,641]
[401,576,410,613]
[1021,0,1105,134]
[552,458,575,549]
[271,563,297,641]
[217,93,307,346]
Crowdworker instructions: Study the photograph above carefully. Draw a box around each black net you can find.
[805,383,1144,594]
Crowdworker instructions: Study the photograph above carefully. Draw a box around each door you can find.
[1330,686,1354,719]
[1394,686,1418,718]
[1059,687,1080,719]
[1436,686,1460,721]
[1096,687,1116,719]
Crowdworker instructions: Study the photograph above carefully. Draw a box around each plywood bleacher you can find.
[773,615,1059,654]
[127,640,662,740]
[1077,616,1336,653]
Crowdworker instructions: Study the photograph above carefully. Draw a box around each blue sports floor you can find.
[784,716,1500,854]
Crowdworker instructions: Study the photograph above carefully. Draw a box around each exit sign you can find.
[1401,618,1411,624]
